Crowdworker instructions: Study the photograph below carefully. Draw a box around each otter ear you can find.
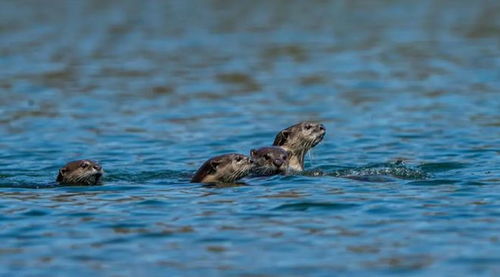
[56,168,67,182]
[273,130,290,146]
[250,149,257,157]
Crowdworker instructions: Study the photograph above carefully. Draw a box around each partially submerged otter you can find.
[250,146,289,176]
[273,121,325,171]
[57,160,104,186]
[191,154,254,184]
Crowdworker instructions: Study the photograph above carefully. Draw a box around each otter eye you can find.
[80,162,88,168]
[264,154,271,160]
[305,124,312,130]
[235,157,242,162]
[282,155,287,160]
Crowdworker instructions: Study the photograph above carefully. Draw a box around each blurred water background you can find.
[0,0,499,276]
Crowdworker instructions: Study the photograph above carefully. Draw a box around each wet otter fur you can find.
[273,121,325,171]
[56,160,104,186]
[191,154,254,184]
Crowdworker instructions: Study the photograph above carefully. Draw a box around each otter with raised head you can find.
[273,121,325,171]
[191,154,254,184]
[250,146,289,176]
[56,160,104,186]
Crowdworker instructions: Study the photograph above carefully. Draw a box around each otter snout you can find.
[273,159,284,168]
[92,164,104,177]
[244,156,254,167]
[319,124,326,138]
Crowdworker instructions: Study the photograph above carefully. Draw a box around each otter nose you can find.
[318,124,326,132]
[273,159,284,167]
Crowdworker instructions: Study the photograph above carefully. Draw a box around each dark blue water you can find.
[1,0,499,276]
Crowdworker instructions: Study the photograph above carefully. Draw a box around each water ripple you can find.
[273,202,359,211]
[0,0,499,276]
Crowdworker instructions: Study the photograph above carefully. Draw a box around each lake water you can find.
[1,0,499,276]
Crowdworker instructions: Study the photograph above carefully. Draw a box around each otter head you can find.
[56,160,104,186]
[191,153,254,184]
[250,146,289,176]
[272,121,325,171]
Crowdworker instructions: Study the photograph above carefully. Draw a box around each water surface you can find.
[1,0,499,276]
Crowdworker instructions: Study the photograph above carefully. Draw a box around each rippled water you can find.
[1,0,499,276]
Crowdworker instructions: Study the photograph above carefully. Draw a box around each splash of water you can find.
[305,160,429,180]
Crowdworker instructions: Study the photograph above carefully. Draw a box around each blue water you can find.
[1,0,499,276]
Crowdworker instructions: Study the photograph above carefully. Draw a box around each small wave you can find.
[273,202,359,211]
[105,169,191,183]
[418,162,468,173]
[307,161,429,180]
[0,169,191,188]
[0,180,108,189]
[406,179,458,186]
[0,172,60,188]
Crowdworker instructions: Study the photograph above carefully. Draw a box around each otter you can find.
[273,121,325,171]
[250,146,289,176]
[191,153,254,184]
[56,160,104,186]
